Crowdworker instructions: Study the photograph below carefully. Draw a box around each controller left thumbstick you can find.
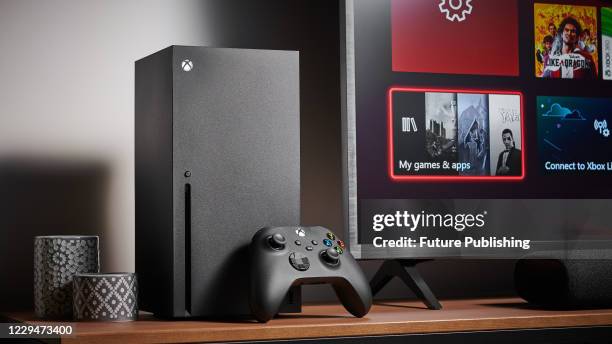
[267,233,286,250]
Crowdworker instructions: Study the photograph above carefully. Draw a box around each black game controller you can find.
[249,226,372,322]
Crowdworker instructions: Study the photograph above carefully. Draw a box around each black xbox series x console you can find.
[135,46,301,318]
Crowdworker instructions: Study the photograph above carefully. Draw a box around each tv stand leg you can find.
[370,259,442,310]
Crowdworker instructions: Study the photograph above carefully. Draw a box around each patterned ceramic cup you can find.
[73,272,138,321]
[34,235,99,319]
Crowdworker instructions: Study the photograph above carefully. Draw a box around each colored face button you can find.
[337,240,345,248]
[326,232,336,240]
[334,246,344,254]
[323,239,333,247]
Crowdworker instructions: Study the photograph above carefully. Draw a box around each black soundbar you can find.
[515,249,612,308]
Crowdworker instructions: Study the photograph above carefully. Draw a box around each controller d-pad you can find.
[289,252,310,271]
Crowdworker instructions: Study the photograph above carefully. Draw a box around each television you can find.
[341,0,612,261]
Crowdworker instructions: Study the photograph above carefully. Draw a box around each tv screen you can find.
[341,0,612,259]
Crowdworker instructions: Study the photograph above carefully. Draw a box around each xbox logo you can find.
[295,228,306,237]
[181,59,193,72]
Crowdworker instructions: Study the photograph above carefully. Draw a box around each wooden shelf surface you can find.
[6,298,612,344]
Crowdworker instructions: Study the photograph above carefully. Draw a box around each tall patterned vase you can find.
[34,235,99,319]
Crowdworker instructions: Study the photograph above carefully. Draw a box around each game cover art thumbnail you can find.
[534,3,598,79]
[425,93,458,168]
[457,94,490,176]
[603,7,612,80]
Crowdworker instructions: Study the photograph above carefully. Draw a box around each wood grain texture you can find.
[6,298,612,344]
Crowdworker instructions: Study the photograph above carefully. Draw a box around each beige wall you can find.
[0,0,216,273]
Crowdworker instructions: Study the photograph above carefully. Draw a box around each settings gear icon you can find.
[439,0,473,23]
[604,128,610,138]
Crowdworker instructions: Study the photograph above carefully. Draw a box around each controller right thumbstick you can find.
[322,247,340,265]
